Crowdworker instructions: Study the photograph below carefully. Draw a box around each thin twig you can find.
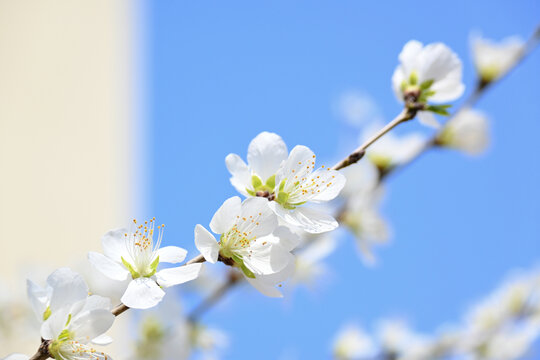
[332,108,416,171]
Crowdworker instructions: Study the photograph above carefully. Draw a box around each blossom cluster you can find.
[1,31,532,360]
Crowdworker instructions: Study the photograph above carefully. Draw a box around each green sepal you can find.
[419,79,434,90]
[251,175,263,189]
[426,104,452,116]
[65,313,72,327]
[148,256,160,277]
[231,254,255,278]
[43,306,52,321]
[265,174,276,189]
[122,256,141,279]
[277,191,289,204]
[246,188,256,196]
[278,179,286,192]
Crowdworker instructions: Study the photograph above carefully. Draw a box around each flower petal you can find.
[272,226,301,252]
[26,279,50,321]
[225,153,251,196]
[156,263,203,288]
[308,169,347,202]
[247,131,288,182]
[210,196,241,234]
[157,246,187,264]
[70,308,115,343]
[245,277,283,298]
[91,334,113,346]
[417,111,440,128]
[276,145,316,190]
[3,354,29,360]
[269,203,338,234]
[88,252,130,281]
[237,197,277,238]
[101,228,129,262]
[121,278,165,310]
[244,243,294,275]
[194,224,219,263]
[47,268,89,313]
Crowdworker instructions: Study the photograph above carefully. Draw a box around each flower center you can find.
[122,218,163,278]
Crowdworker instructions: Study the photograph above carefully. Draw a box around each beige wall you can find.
[0,0,144,354]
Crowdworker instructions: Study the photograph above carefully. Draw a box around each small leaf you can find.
[426,104,452,116]
[265,174,276,189]
[409,71,418,86]
[251,175,262,189]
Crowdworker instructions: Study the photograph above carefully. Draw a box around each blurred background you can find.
[1,0,539,358]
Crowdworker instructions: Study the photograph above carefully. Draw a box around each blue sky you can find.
[147,1,540,358]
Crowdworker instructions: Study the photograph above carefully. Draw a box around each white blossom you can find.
[225,131,288,197]
[471,34,525,84]
[88,218,202,309]
[2,355,29,360]
[392,40,465,127]
[26,268,88,324]
[270,145,346,233]
[437,109,490,155]
[195,197,298,296]
[38,278,115,360]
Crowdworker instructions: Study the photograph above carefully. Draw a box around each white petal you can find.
[26,279,50,321]
[244,243,294,275]
[225,153,251,196]
[276,145,316,190]
[156,263,203,288]
[101,228,129,262]
[194,224,219,263]
[47,268,89,314]
[245,277,283,298]
[79,295,112,312]
[2,354,29,360]
[237,197,277,238]
[210,196,241,234]
[157,246,187,264]
[88,252,130,281]
[272,226,301,252]
[58,341,113,360]
[41,306,70,340]
[121,278,165,310]
[70,309,115,343]
[91,334,113,346]
[399,40,424,71]
[247,131,288,181]
[417,111,440,128]
[270,203,338,234]
[308,169,347,202]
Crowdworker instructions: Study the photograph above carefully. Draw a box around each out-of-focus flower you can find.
[471,34,525,84]
[292,234,337,288]
[392,40,465,127]
[226,132,288,198]
[436,109,490,155]
[332,324,376,359]
[40,285,115,360]
[26,268,88,324]
[361,125,425,172]
[131,295,227,360]
[88,218,202,309]
[271,145,346,233]
[337,91,383,127]
[340,161,389,264]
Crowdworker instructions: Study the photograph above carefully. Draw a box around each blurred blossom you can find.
[332,324,376,359]
[436,109,490,156]
[362,124,426,173]
[131,295,227,360]
[336,91,383,127]
[471,34,525,84]
[291,234,337,288]
[340,161,389,265]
